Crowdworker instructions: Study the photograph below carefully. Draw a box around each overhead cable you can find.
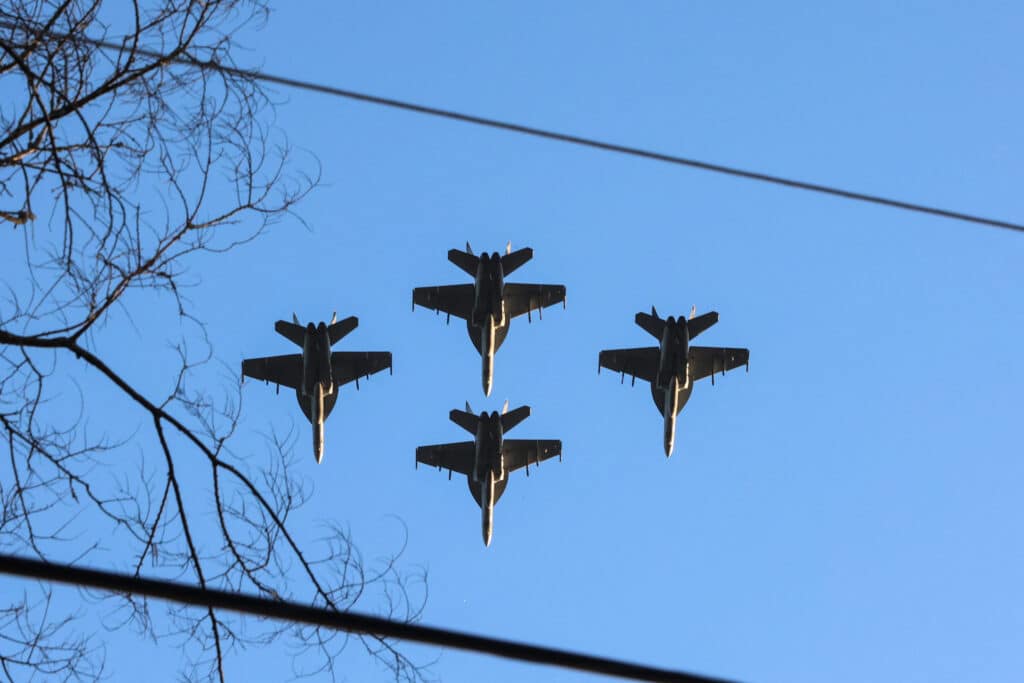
[4,22,1021,234]
[0,554,737,683]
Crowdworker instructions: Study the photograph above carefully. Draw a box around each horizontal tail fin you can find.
[635,308,666,339]
[448,248,480,277]
[328,316,358,345]
[500,405,531,433]
[500,247,533,276]
[687,311,719,340]
[274,320,306,346]
[449,409,479,434]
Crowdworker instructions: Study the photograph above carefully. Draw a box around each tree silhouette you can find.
[0,2,426,680]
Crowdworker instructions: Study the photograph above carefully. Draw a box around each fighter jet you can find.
[412,243,566,396]
[599,306,749,457]
[416,401,562,546]
[241,313,392,464]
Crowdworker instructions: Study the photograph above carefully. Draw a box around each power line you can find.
[0,553,737,683]
[3,21,1021,234]
[203,70,1024,233]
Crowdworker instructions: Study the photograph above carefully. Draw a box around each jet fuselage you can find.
[472,252,507,327]
[657,316,693,457]
[601,306,743,459]
[471,411,506,546]
[469,253,509,396]
[299,322,336,464]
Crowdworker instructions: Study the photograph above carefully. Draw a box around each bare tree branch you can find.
[1,2,428,680]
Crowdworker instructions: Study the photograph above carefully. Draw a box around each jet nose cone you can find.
[483,376,492,397]
[664,439,674,458]
[315,448,324,464]
[483,513,493,546]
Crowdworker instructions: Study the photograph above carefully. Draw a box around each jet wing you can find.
[416,441,475,475]
[242,354,302,389]
[503,283,566,320]
[503,439,562,472]
[598,347,660,384]
[688,346,750,383]
[331,351,392,387]
[413,284,474,321]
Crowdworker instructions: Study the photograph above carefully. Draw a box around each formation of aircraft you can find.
[416,401,561,546]
[240,244,749,545]
[241,313,392,464]
[412,242,566,396]
[599,306,749,457]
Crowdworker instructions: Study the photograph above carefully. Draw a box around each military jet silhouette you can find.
[599,306,749,457]
[242,313,391,463]
[416,400,562,546]
[413,242,565,396]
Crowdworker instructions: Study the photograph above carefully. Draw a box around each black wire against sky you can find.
[5,22,1022,234]
[0,554,737,683]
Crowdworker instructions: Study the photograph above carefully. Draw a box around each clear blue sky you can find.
[20,2,1024,681]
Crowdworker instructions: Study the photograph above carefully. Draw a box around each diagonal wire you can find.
[3,21,1022,234]
[0,553,738,683]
